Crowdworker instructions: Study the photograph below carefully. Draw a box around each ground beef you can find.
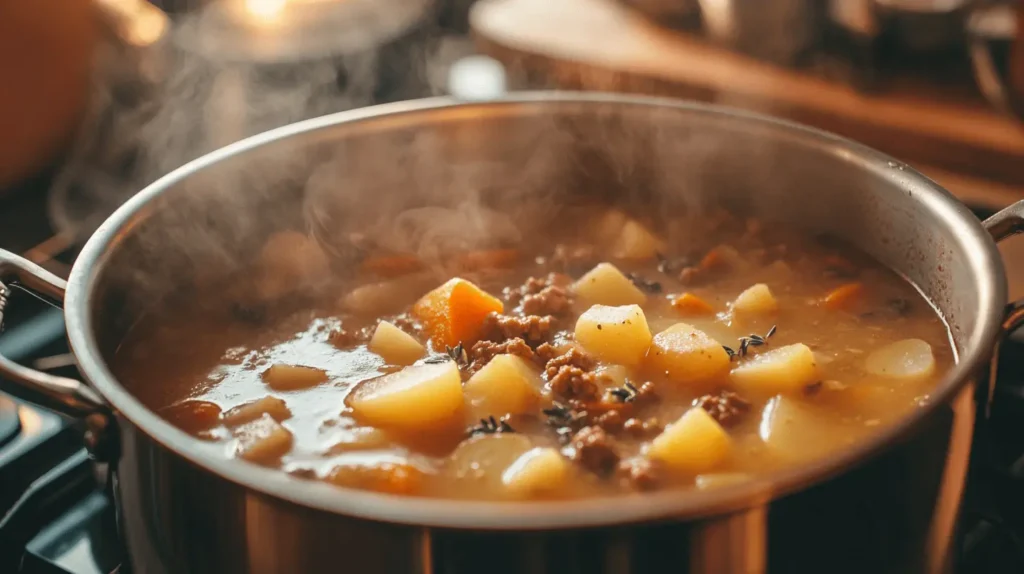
[694,390,751,427]
[548,366,601,401]
[622,417,662,437]
[483,312,553,345]
[521,285,572,316]
[535,342,562,364]
[566,426,620,477]
[595,409,624,432]
[389,313,422,335]
[503,273,572,304]
[620,458,660,491]
[468,337,537,372]
[632,381,659,406]
[543,347,597,377]
[328,326,366,348]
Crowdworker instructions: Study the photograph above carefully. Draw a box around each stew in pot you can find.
[113,208,953,499]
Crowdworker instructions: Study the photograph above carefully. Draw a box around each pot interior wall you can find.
[89,99,980,377]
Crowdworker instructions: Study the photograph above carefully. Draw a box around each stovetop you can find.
[0,183,1023,573]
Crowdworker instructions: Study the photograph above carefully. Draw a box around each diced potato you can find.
[572,263,646,307]
[412,278,504,348]
[590,209,629,240]
[160,400,222,434]
[864,338,935,381]
[696,472,752,490]
[730,343,818,395]
[671,293,714,316]
[262,364,329,391]
[463,354,542,419]
[340,273,436,316]
[347,361,464,432]
[368,321,425,366]
[647,407,732,475]
[223,396,291,426]
[647,323,731,386]
[326,461,424,495]
[822,282,863,311]
[611,219,666,260]
[322,427,393,455]
[446,433,534,490]
[233,413,293,462]
[502,447,572,496]
[759,396,854,460]
[255,231,331,300]
[732,283,778,316]
[574,304,652,366]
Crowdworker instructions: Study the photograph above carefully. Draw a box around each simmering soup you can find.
[114,208,953,500]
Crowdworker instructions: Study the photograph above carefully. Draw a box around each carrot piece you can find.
[671,292,714,316]
[454,249,520,271]
[699,248,725,271]
[360,254,424,278]
[823,282,863,310]
[412,278,504,348]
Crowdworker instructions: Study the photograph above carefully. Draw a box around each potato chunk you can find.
[464,354,541,419]
[864,338,935,381]
[611,219,666,260]
[574,304,652,366]
[347,361,464,432]
[572,263,646,307]
[647,323,731,386]
[732,284,778,316]
[262,364,329,391]
[446,434,534,491]
[412,278,504,348]
[368,321,425,366]
[730,343,818,395]
[223,396,291,426]
[647,407,731,475]
[759,396,853,460]
[502,447,572,497]
[233,414,293,462]
[326,461,424,495]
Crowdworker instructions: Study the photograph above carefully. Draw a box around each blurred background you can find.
[1,1,1024,573]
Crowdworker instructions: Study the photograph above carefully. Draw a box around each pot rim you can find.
[64,92,1006,530]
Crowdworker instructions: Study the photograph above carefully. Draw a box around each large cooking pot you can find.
[1,93,1023,574]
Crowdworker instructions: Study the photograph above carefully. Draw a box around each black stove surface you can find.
[0,198,1021,573]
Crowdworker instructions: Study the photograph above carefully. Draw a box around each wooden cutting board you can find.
[471,0,1024,205]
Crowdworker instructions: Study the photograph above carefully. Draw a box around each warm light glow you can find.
[245,0,288,22]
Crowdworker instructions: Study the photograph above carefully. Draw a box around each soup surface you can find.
[114,208,953,500]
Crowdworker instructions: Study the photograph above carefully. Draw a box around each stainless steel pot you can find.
[1,92,1023,574]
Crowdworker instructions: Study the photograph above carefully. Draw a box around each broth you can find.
[113,208,953,500]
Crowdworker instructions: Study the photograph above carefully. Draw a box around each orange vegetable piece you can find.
[412,278,504,348]
[327,462,424,495]
[455,249,520,271]
[360,253,424,278]
[823,282,864,311]
[672,292,714,316]
[699,248,725,271]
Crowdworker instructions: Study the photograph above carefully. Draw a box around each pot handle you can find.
[0,249,108,418]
